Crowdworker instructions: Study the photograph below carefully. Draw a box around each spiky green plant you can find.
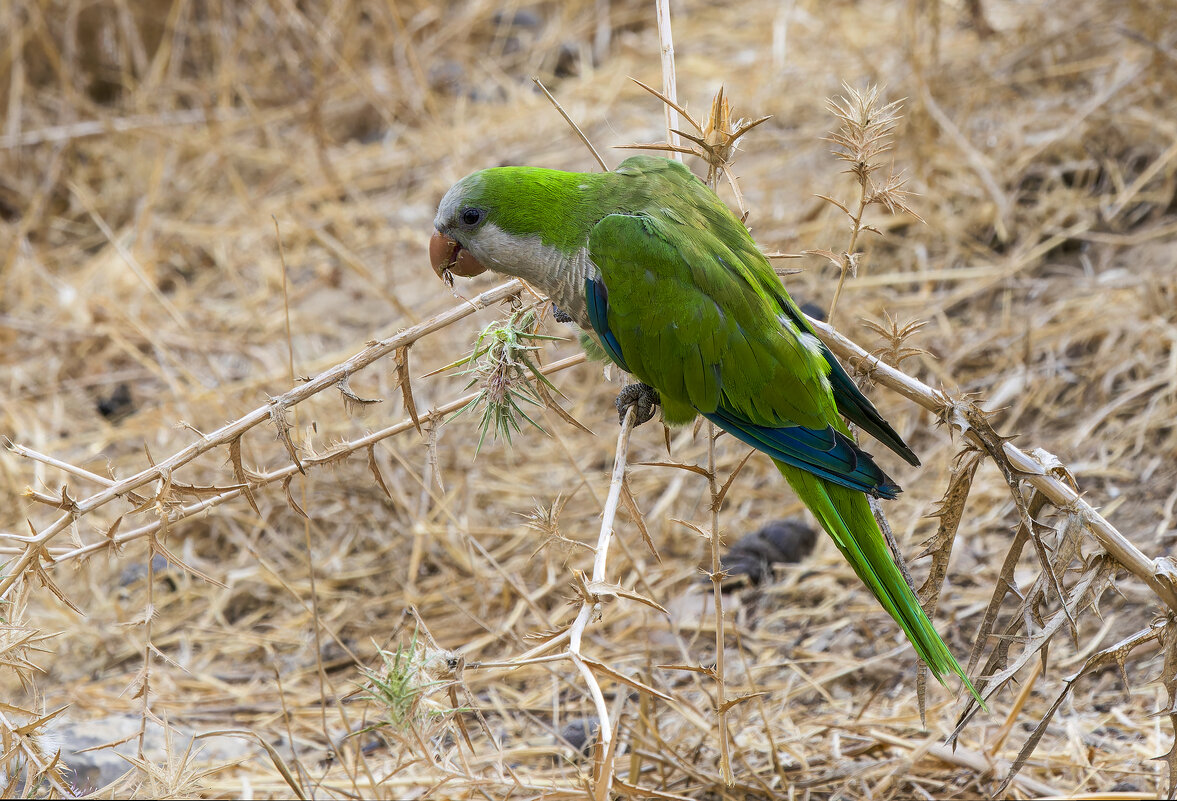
[446,307,565,453]
[360,629,437,730]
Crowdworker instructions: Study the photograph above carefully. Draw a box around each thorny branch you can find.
[807,316,1177,614]
[1,279,527,592]
[2,351,588,567]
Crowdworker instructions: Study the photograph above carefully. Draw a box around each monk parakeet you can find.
[431,154,980,702]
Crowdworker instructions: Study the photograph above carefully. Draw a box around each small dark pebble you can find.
[118,553,171,588]
[559,717,599,757]
[96,383,135,422]
[721,519,818,586]
[492,9,542,29]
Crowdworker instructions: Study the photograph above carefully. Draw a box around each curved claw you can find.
[615,382,660,426]
[551,304,574,323]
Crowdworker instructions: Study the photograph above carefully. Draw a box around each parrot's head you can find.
[430,171,492,284]
[431,166,591,288]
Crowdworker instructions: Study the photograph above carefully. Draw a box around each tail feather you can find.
[777,460,984,706]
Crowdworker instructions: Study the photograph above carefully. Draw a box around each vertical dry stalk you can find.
[566,406,637,799]
[706,427,733,785]
[654,0,682,161]
[137,532,157,757]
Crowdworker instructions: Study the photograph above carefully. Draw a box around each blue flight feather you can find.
[704,408,901,499]
[584,277,630,372]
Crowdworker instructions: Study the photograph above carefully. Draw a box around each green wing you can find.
[585,196,901,497]
[588,211,834,430]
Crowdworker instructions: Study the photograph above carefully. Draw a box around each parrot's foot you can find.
[615,382,660,426]
[551,304,573,323]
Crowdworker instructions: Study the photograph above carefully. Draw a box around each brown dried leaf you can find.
[620,477,660,563]
[367,445,392,500]
[718,692,767,715]
[149,535,226,588]
[31,558,81,614]
[168,480,248,499]
[535,378,593,435]
[228,437,260,515]
[614,142,700,157]
[802,248,845,270]
[670,518,710,539]
[952,556,1114,743]
[919,449,983,612]
[714,448,755,512]
[639,461,712,478]
[394,346,422,435]
[11,704,70,736]
[269,402,304,474]
[952,400,1076,635]
[282,476,309,520]
[967,493,1038,676]
[815,194,854,219]
[628,77,702,134]
[336,375,382,409]
[583,578,670,615]
[655,663,716,677]
[916,448,982,715]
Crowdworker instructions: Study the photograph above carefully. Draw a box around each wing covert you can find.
[584,205,905,498]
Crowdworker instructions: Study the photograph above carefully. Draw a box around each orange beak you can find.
[429,232,488,281]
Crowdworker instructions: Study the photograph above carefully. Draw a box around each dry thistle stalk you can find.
[522,492,592,559]
[810,83,923,323]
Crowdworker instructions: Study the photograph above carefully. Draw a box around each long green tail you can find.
[778,461,985,706]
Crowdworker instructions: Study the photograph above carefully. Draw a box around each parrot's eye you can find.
[460,208,483,227]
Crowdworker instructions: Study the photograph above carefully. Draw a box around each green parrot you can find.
[431,154,981,703]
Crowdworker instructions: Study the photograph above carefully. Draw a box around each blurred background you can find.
[1,0,1176,796]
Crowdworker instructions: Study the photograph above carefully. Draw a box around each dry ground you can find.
[2,0,1177,798]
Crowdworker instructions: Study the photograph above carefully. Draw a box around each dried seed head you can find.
[688,87,772,182]
[825,83,905,183]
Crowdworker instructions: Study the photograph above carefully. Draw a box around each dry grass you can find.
[2,0,1177,797]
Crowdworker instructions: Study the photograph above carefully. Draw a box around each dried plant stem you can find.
[2,446,116,487]
[654,0,682,161]
[706,424,733,785]
[279,219,342,784]
[567,406,637,799]
[0,280,527,596]
[989,659,1043,755]
[826,180,868,325]
[807,316,1177,612]
[533,78,608,172]
[136,542,156,757]
[0,708,72,796]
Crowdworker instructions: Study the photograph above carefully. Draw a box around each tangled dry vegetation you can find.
[2,0,1177,798]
